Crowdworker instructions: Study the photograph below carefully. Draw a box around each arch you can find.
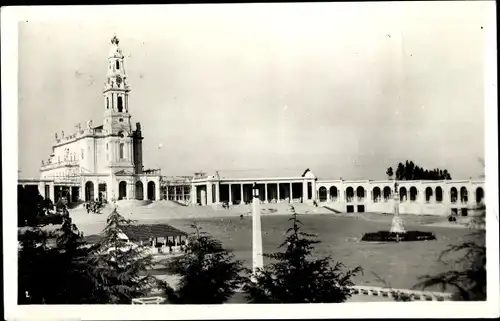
[346,187,354,202]
[85,181,94,202]
[425,187,433,202]
[117,96,123,112]
[409,186,418,201]
[329,186,338,201]
[318,186,328,202]
[98,183,107,202]
[372,187,381,203]
[399,187,407,202]
[119,143,125,159]
[147,181,156,201]
[435,186,443,202]
[460,187,468,203]
[450,187,458,203]
[476,187,484,203]
[135,181,144,200]
[119,181,127,200]
[356,186,365,200]
[383,186,391,201]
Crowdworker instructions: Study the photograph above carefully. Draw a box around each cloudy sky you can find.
[17,2,489,179]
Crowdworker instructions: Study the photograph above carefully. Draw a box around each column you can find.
[229,184,232,204]
[215,182,220,203]
[289,182,293,202]
[68,187,72,204]
[277,183,281,202]
[200,189,207,206]
[155,180,161,201]
[206,183,213,205]
[312,180,317,201]
[240,184,244,204]
[264,183,268,203]
[174,184,177,201]
[181,185,185,202]
[190,185,197,205]
[166,184,169,200]
[94,180,99,201]
[302,181,308,201]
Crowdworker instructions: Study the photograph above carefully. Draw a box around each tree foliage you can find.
[89,207,156,304]
[18,186,53,227]
[161,223,244,304]
[18,206,101,304]
[243,208,362,303]
[413,203,486,301]
[386,167,394,179]
[391,161,452,180]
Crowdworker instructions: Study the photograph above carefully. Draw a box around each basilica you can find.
[38,35,161,203]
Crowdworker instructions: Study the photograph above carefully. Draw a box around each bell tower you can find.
[103,35,135,173]
[103,35,132,135]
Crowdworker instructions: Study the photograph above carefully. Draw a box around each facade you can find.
[37,35,161,203]
[191,169,485,216]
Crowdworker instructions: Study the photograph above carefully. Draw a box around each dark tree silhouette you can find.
[389,162,452,180]
[243,207,362,303]
[386,167,394,180]
[18,206,102,304]
[161,223,244,304]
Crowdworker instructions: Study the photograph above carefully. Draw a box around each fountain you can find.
[361,181,436,242]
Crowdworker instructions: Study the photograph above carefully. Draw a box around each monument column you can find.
[252,183,263,280]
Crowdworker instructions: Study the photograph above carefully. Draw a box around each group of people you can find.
[84,199,105,214]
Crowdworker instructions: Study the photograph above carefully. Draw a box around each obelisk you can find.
[252,183,263,279]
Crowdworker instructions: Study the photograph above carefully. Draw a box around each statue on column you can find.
[61,130,65,138]
[87,120,93,130]
[76,123,82,132]
[55,132,58,140]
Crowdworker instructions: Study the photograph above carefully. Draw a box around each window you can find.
[81,149,84,160]
[119,143,124,159]
[119,118,123,122]
[106,143,108,150]
[117,96,123,112]
[106,97,109,109]
[116,61,120,70]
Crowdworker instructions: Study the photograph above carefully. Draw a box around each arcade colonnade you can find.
[191,177,318,206]
[82,174,161,202]
[315,180,485,216]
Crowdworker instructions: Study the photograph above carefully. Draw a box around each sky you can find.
[17,2,490,180]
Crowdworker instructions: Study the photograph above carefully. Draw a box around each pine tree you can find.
[161,223,244,304]
[90,207,156,304]
[244,207,362,303]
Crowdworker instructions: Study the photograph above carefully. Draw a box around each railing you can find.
[41,160,79,170]
[131,297,165,305]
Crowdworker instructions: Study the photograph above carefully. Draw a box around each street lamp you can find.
[252,182,263,281]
